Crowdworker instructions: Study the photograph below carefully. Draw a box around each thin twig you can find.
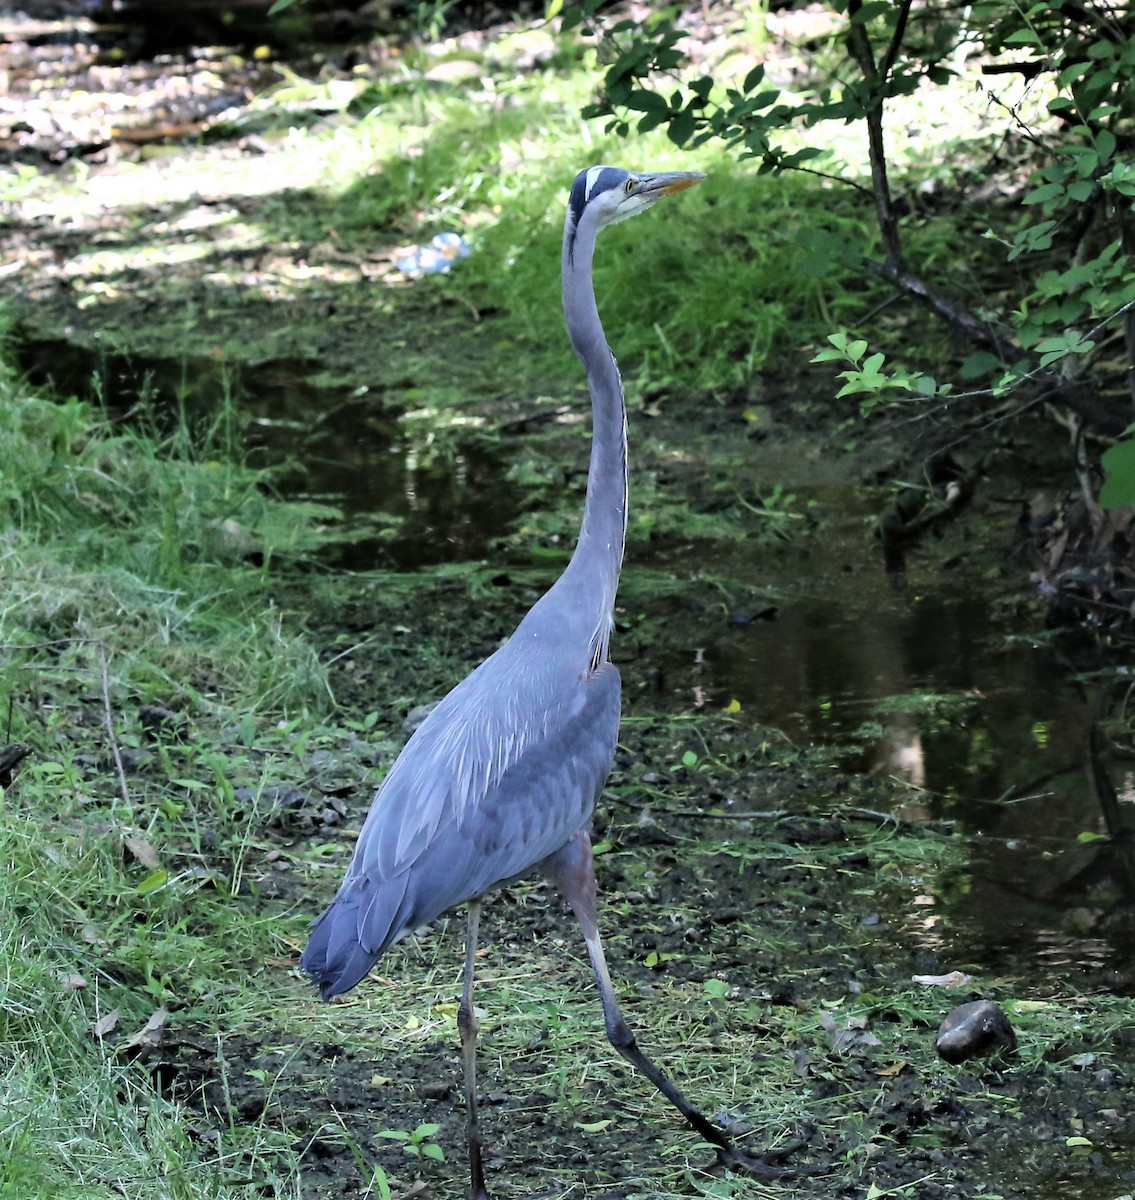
[1085,297,1135,346]
[993,761,1083,805]
[878,0,913,79]
[97,641,131,813]
[607,792,788,821]
[914,396,1046,456]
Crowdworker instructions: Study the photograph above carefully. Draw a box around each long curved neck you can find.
[560,215,628,653]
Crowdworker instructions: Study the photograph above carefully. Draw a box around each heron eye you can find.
[624,179,635,194]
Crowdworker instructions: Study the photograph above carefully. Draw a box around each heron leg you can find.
[544,831,811,1178]
[459,898,489,1200]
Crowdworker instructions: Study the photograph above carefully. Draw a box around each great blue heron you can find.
[302,166,806,1196]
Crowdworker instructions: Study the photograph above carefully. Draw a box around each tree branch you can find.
[865,258,1015,358]
[865,259,1131,436]
[845,0,912,272]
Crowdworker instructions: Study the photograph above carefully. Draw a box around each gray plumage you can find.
[301,635,621,998]
[301,167,808,1195]
[301,166,694,999]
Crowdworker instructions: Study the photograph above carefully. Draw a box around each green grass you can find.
[234,33,887,396]
[3,356,1131,1195]
[0,789,304,1199]
[0,358,335,1197]
[2,26,883,402]
[456,166,877,395]
[3,13,1133,1196]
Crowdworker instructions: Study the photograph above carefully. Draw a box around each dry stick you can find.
[97,640,131,813]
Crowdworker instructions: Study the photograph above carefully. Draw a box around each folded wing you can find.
[301,651,620,999]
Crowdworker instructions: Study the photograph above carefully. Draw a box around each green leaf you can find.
[960,350,1003,380]
[667,112,697,146]
[835,378,870,398]
[624,88,668,113]
[1094,128,1117,160]
[1023,182,1065,206]
[681,750,698,767]
[849,1,891,23]
[1100,439,1135,508]
[1067,179,1095,202]
[137,869,170,895]
[1058,60,1091,86]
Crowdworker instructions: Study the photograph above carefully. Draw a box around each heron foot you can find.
[714,1128,825,1179]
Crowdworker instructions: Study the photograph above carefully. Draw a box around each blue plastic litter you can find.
[395,232,471,277]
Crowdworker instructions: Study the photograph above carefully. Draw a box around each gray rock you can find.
[935,1000,1017,1063]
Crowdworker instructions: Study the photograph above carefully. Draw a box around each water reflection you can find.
[694,530,1134,983]
[19,339,519,568]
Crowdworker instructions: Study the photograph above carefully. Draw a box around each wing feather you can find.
[300,639,621,998]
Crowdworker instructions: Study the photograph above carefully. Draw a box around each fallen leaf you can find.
[124,835,161,869]
[92,1009,120,1039]
[117,1007,169,1055]
[911,970,971,988]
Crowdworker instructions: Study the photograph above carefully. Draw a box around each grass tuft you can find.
[0,356,335,1196]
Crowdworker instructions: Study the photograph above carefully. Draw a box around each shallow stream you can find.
[23,339,1134,990]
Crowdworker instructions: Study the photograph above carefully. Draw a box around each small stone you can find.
[935,1000,1017,1063]
[403,702,440,736]
[137,704,181,735]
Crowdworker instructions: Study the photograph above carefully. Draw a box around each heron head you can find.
[566,166,705,250]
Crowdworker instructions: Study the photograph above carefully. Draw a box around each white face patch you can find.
[565,166,646,263]
[584,166,607,200]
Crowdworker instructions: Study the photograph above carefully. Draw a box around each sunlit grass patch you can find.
[455,162,877,393]
[3,25,882,397]
[0,381,336,713]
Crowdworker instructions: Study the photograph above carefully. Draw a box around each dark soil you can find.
[91,571,1127,1200]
